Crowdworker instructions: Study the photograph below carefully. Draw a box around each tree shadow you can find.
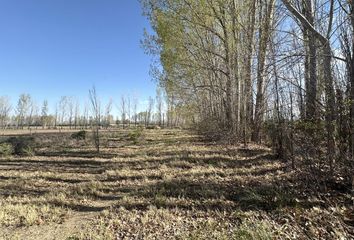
[0,158,108,174]
[48,201,107,212]
[1,132,334,216]
[43,177,90,184]
[37,150,118,159]
[0,185,49,197]
[112,177,322,212]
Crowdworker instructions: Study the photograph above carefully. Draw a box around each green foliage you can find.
[5,136,36,156]
[233,220,273,240]
[0,143,14,156]
[128,127,144,144]
[238,188,296,211]
[71,130,86,141]
[181,217,273,240]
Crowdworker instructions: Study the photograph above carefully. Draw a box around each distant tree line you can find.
[0,88,184,130]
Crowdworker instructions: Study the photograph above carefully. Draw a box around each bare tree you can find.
[89,86,101,153]
[127,95,131,128]
[58,96,68,128]
[83,101,89,129]
[16,94,31,129]
[67,97,74,129]
[147,96,154,127]
[54,103,58,129]
[74,101,80,129]
[0,96,12,129]
[132,96,139,126]
[252,0,276,142]
[27,99,37,129]
[104,98,113,129]
[282,0,336,172]
[156,88,163,127]
[119,96,127,129]
[41,100,49,129]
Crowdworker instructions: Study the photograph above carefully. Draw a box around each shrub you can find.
[71,130,86,141]
[6,136,36,156]
[0,143,14,156]
[146,125,161,130]
[233,220,273,240]
[128,127,144,144]
[195,116,226,141]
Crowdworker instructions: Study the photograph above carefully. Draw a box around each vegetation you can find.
[127,127,144,144]
[88,86,101,153]
[70,130,86,141]
[0,143,14,157]
[0,129,352,239]
[141,0,354,194]
[5,136,36,156]
[0,0,353,239]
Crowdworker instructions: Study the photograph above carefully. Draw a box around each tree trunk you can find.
[282,0,336,173]
[349,0,354,161]
[323,42,336,173]
[252,0,275,142]
[302,0,317,120]
[243,0,256,145]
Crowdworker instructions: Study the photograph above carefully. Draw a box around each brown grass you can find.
[0,129,352,239]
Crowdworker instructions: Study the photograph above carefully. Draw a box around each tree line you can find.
[0,88,185,130]
[141,0,354,186]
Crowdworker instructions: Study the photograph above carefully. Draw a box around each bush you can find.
[146,125,161,130]
[195,117,226,141]
[71,130,86,141]
[6,136,36,156]
[0,143,14,156]
[128,127,144,144]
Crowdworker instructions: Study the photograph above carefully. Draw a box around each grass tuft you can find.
[0,202,66,227]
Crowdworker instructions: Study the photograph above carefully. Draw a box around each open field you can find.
[0,129,353,239]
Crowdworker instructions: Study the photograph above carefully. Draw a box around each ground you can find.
[0,129,353,239]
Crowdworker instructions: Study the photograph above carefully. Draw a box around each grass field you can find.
[0,129,352,239]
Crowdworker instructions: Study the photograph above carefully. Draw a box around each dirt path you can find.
[2,212,91,240]
[1,192,122,240]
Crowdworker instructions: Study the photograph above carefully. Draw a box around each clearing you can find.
[0,129,352,239]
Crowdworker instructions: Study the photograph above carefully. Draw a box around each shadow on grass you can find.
[0,159,108,174]
[0,135,327,215]
[44,177,91,184]
[0,185,49,197]
[93,180,297,212]
[37,150,118,159]
[48,201,107,212]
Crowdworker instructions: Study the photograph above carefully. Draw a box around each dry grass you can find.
[0,129,352,239]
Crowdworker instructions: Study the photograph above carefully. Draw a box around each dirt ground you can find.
[0,129,353,239]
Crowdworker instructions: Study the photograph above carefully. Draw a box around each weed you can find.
[0,143,14,156]
[233,219,273,240]
[0,202,66,227]
[128,127,144,144]
[71,131,86,141]
[5,136,36,156]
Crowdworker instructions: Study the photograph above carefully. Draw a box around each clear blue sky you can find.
[0,0,156,113]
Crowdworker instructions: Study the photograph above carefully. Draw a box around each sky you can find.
[0,0,157,113]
